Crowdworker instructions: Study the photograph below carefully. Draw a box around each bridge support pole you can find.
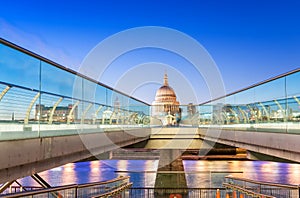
[31,173,52,188]
[238,107,248,124]
[67,101,80,124]
[0,180,14,194]
[247,105,258,123]
[222,111,230,124]
[32,173,62,198]
[0,85,11,102]
[102,108,111,124]
[109,111,116,125]
[24,92,40,125]
[81,103,93,124]
[229,108,239,124]
[274,99,286,122]
[293,96,300,105]
[48,97,63,124]
[155,149,188,197]
[93,105,103,124]
[259,102,270,122]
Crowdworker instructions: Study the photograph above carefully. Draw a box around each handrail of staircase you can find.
[223,182,276,198]
[1,176,130,198]
[225,176,299,189]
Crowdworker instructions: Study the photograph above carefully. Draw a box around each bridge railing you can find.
[0,38,151,141]
[223,175,299,198]
[1,176,132,198]
[150,66,300,131]
[129,187,227,197]
[196,68,300,133]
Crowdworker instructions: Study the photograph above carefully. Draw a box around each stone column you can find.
[154,149,188,197]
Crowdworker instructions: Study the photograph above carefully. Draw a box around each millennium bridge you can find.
[0,38,299,197]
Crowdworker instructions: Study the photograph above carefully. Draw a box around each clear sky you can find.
[0,0,299,104]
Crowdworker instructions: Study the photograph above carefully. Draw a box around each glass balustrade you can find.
[1,37,299,139]
[197,69,300,133]
[0,39,151,141]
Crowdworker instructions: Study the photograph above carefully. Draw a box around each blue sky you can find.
[0,0,300,104]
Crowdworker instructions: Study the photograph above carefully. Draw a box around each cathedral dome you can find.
[152,73,180,117]
[151,72,181,125]
[154,73,177,102]
[155,85,177,101]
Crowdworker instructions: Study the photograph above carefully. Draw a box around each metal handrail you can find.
[77,176,130,188]
[129,187,228,197]
[7,185,43,192]
[199,67,300,105]
[130,187,227,190]
[0,38,149,106]
[1,184,77,198]
[223,183,276,198]
[0,80,142,114]
[1,176,130,198]
[92,182,133,198]
[225,176,299,189]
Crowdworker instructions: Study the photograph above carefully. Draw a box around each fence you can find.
[223,176,300,198]
[129,187,227,198]
[0,176,131,198]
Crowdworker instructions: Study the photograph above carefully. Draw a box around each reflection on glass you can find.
[0,43,40,89]
[0,39,151,141]
[41,61,76,97]
[197,71,300,134]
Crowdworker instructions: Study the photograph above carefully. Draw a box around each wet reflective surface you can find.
[18,160,300,188]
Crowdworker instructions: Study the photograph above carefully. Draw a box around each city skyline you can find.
[1,0,300,104]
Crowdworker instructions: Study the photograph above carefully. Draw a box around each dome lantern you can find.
[163,72,169,86]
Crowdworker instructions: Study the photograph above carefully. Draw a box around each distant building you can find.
[152,73,180,125]
[35,104,78,122]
